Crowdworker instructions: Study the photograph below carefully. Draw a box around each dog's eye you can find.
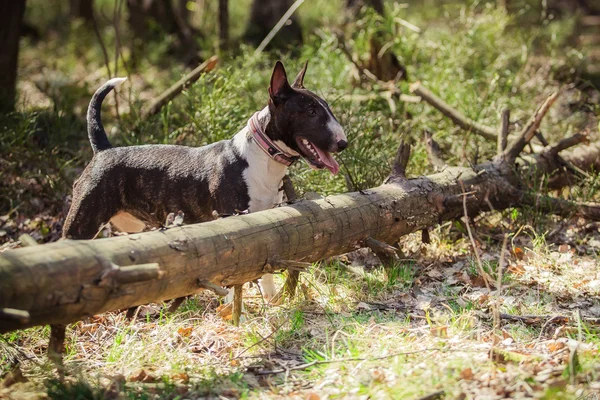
[307,108,317,115]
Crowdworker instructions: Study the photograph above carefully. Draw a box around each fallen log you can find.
[1,139,598,333]
[1,91,600,333]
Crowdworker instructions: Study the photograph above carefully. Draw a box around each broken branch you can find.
[504,92,559,162]
[392,140,411,179]
[410,82,497,141]
[141,56,219,118]
[497,109,510,154]
[424,130,447,170]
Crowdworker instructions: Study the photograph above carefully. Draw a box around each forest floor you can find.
[1,215,600,399]
[1,1,600,399]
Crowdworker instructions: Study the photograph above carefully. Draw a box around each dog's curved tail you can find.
[87,77,127,153]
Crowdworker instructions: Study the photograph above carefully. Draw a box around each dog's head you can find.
[266,61,347,175]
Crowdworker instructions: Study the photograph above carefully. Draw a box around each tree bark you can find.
[70,0,94,21]
[345,0,384,16]
[127,0,201,64]
[343,0,406,82]
[0,0,26,114]
[244,0,302,49]
[0,138,599,333]
[218,0,229,52]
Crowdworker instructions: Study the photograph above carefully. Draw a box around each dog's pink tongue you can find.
[314,145,340,175]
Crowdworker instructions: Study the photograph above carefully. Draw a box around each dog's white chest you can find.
[243,160,285,212]
[233,129,287,213]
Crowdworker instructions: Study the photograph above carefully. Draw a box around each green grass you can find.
[2,0,600,398]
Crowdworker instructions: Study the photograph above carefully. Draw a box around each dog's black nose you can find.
[337,140,348,151]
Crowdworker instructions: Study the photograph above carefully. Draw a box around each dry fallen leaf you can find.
[513,247,525,260]
[171,372,189,383]
[217,303,233,320]
[177,326,193,337]
[430,325,448,338]
[547,341,566,353]
[507,264,525,276]
[128,369,158,383]
[459,368,474,380]
[305,392,321,400]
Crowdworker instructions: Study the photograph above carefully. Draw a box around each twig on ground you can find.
[257,347,446,375]
[537,315,570,341]
[459,181,492,290]
[416,391,445,400]
[493,234,508,332]
[410,82,497,141]
[500,314,569,325]
[233,321,286,360]
[515,190,600,221]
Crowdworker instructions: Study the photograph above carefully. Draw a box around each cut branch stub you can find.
[424,130,447,170]
[18,234,38,247]
[115,263,162,284]
[282,175,298,202]
[0,308,30,324]
[364,237,400,266]
[49,324,66,373]
[392,140,411,179]
[168,296,188,313]
[504,92,559,162]
[265,258,311,272]
[410,82,497,141]
[497,109,510,155]
[197,280,229,296]
[99,262,162,287]
[421,229,431,245]
[232,285,243,326]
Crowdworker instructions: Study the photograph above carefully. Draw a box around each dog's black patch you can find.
[63,142,249,239]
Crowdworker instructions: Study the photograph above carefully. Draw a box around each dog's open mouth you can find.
[296,138,340,175]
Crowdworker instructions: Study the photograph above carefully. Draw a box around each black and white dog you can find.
[62,61,347,300]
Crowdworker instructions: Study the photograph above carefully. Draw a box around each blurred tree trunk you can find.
[344,0,406,82]
[218,0,228,51]
[0,0,26,114]
[244,0,302,49]
[70,0,94,21]
[127,0,200,65]
[346,0,383,15]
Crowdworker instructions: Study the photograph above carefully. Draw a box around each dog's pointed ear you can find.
[292,61,308,89]
[269,61,292,104]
